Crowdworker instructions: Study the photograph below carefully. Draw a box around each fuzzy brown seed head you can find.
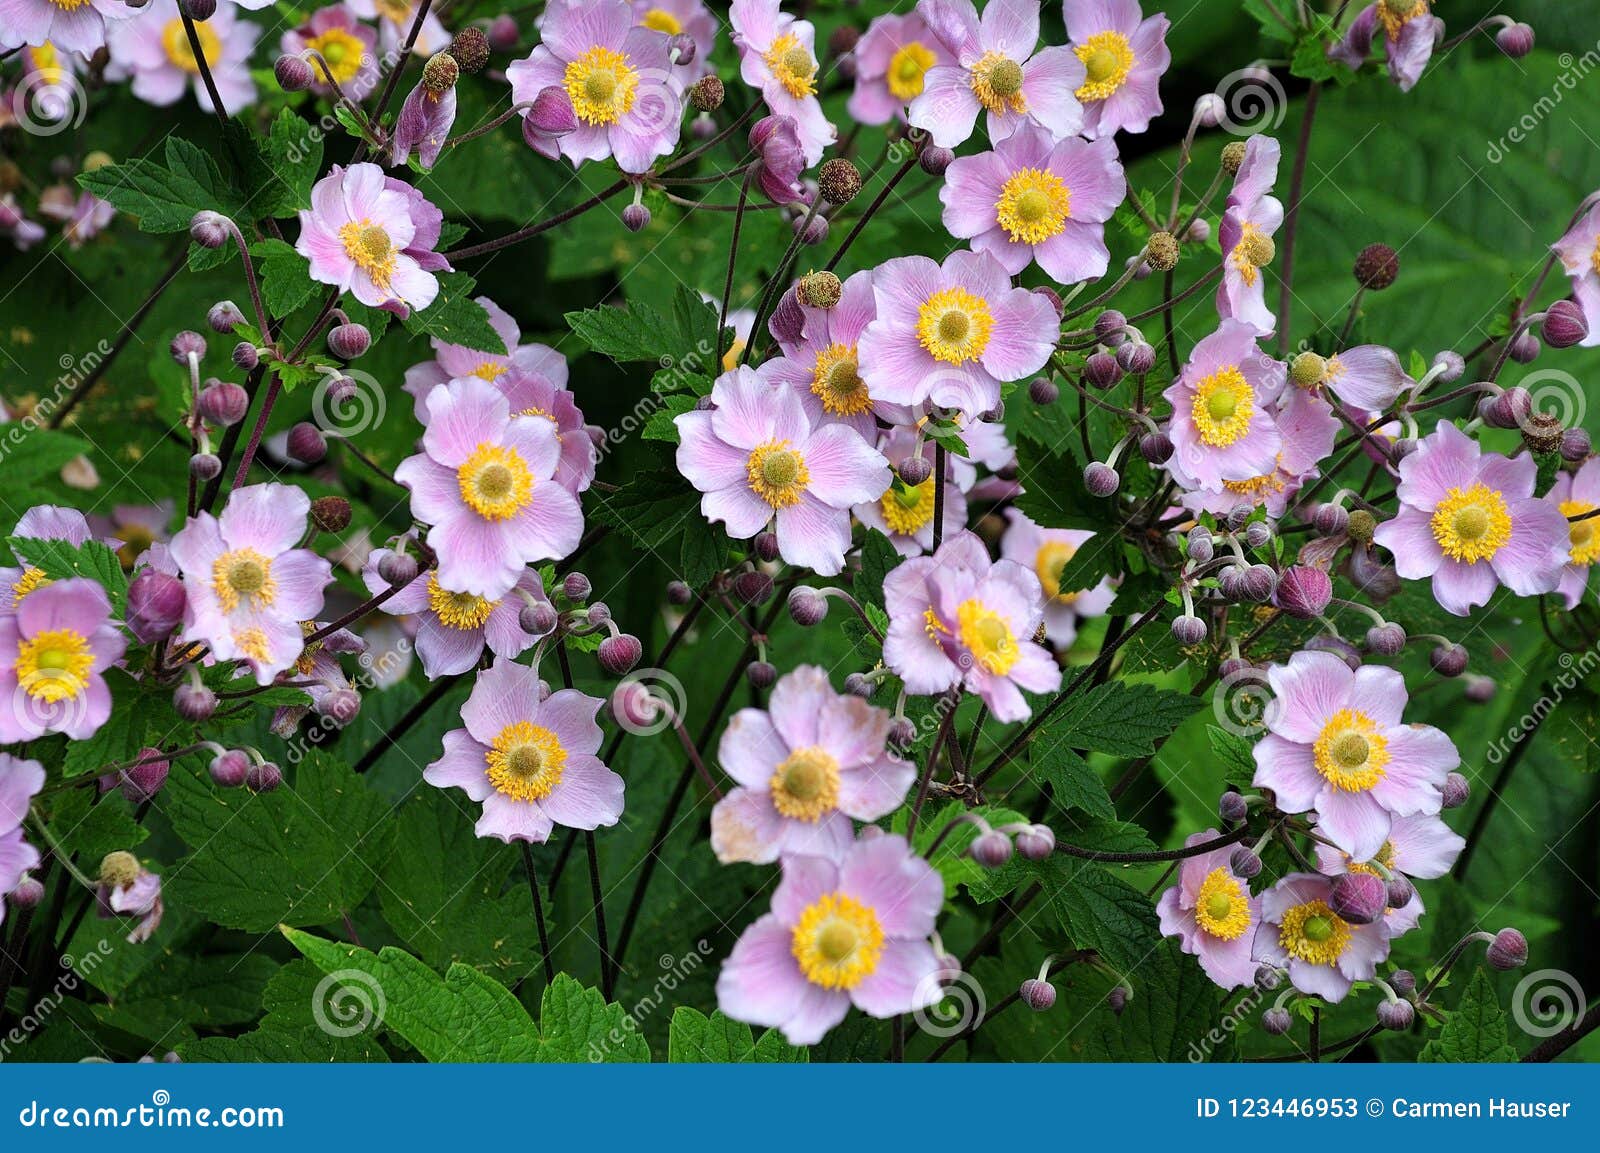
[1347,509,1377,544]
[1522,412,1564,456]
[447,27,490,74]
[689,75,724,112]
[422,52,459,93]
[1353,243,1400,290]
[310,495,353,534]
[796,270,843,309]
[818,158,862,205]
[1145,231,1180,272]
[1221,141,1247,175]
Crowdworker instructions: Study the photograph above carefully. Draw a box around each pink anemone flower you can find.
[1252,873,1391,1002]
[998,510,1114,650]
[1156,828,1261,990]
[0,578,126,742]
[1064,0,1170,140]
[847,11,956,125]
[729,0,835,164]
[1216,135,1283,337]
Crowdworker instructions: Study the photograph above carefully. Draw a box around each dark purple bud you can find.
[666,580,693,606]
[1019,978,1056,1012]
[126,569,187,643]
[745,660,777,689]
[275,54,315,93]
[1243,520,1273,549]
[1138,429,1174,465]
[1346,546,1399,600]
[377,551,419,586]
[1385,875,1415,910]
[232,341,259,371]
[1261,1007,1291,1035]
[206,299,244,333]
[843,673,873,698]
[787,586,828,626]
[1217,566,1247,602]
[327,322,371,360]
[119,747,170,803]
[1083,351,1122,389]
[1390,969,1416,995]
[887,716,917,750]
[1496,22,1535,58]
[1028,377,1059,405]
[1329,871,1387,925]
[897,454,933,487]
[189,452,222,480]
[1107,986,1129,1015]
[1241,564,1277,603]
[1093,309,1127,345]
[1377,999,1415,1031]
[1442,771,1470,809]
[178,0,215,19]
[1254,966,1281,992]
[287,422,326,464]
[1229,847,1262,879]
[1171,615,1207,645]
[1084,462,1120,497]
[318,687,361,725]
[753,530,781,563]
[1015,824,1055,860]
[1217,656,1254,681]
[198,380,249,426]
[520,600,558,636]
[528,86,579,137]
[1542,299,1588,349]
[1274,565,1332,619]
[1224,507,1253,533]
[173,681,216,721]
[1365,621,1406,656]
[919,145,954,176]
[969,829,1013,868]
[668,33,697,66]
[622,203,651,233]
[246,761,283,793]
[1561,427,1592,462]
[1187,527,1214,564]
[9,876,44,908]
[1486,928,1528,970]
[209,749,250,789]
[1429,643,1468,677]
[733,570,774,606]
[563,573,591,603]
[1218,791,1248,824]
[792,211,829,246]
[585,602,611,627]
[1117,341,1157,375]
[1032,285,1064,318]
[1312,502,1349,535]
[170,330,206,364]
[597,634,642,676]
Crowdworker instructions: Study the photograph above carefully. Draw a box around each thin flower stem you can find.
[741,199,818,367]
[353,0,434,164]
[931,442,948,553]
[521,843,556,986]
[718,168,754,366]
[229,374,283,490]
[1120,263,1221,325]
[907,690,959,840]
[823,152,918,273]
[1275,80,1321,355]
[444,102,534,149]
[586,831,614,999]
[657,100,762,175]
[444,179,631,261]
[353,671,462,774]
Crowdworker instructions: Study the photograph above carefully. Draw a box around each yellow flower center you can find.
[1562,500,1600,565]
[1590,237,1600,277]
[1347,840,1397,878]
[46,0,91,8]
[763,32,817,99]
[917,287,994,365]
[471,362,507,382]
[234,627,272,664]
[1194,867,1252,940]
[160,17,221,74]
[30,42,65,85]
[995,167,1071,246]
[304,28,369,85]
[1376,0,1430,39]
[457,442,535,520]
[887,40,936,101]
[12,566,52,603]
[879,478,937,536]
[640,8,682,34]
[809,343,872,415]
[1312,708,1390,793]
[1430,483,1512,564]
[768,746,841,822]
[427,572,496,630]
[1277,899,1352,967]
[957,598,1019,676]
[1191,366,1255,447]
[15,627,93,703]
[564,45,639,125]
[1034,540,1081,603]
[338,220,396,290]
[746,440,810,509]
[1230,222,1276,289]
[1222,472,1285,500]
[1074,31,1135,101]
[720,338,746,374]
[486,721,567,802]
[791,893,885,989]
[969,51,1027,114]
[211,548,276,613]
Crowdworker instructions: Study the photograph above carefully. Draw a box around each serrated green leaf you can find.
[402,272,506,354]
[7,536,127,613]
[535,973,652,1062]
[1419,967,1519,1062]
[258,109,324,216]
[1029,745,1115,818]
[667,1007,807,1062]
[1031,681,1204,758]
[0,430,95,486]
[249,238,318,318]
[79,137,241,233]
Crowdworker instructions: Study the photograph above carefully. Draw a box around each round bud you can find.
[9,876,44,909]
[247,761,283,793]
[287,421,327,465]
[1442,771,1471,809]
[1084,462,1121,497]
[896,454,934,487]
[205,301,244,335]
[745,660,777,689]
[1171,615,1207,646]
[795,270,843,309]
[792,212,829,246]
[1138,429,1174,465]
[818,158,862,205]
[231,340,259,371]
[1353,243,1399,290]
[1561,427,1592,462]
[733,570,774,606]
[1542,299,1588,349]
[99,851,141,889]
[1385,875,1415,910]
[1194,92,1224,128]
[1509,330,1541,364]
[827,24,860,58]
[1083,350,1123,389]
[1032,285,1064,318]
[1329,871,1387,925]
[178,0,215,18]
[173,681,217,722]
[1274,565,1332,619]
[448,26,491,73]
[1028,377,1059,405]
[377,551,419,587]
[274,54,315,93]
[918,145,954,177]
[1390,969,1417,996]
[1480,386,1531,430]
[327,322,371,360]
[1254,966,1281,992]
[1241,564,1277,603]
[563,572,592,603]
[1348,550,1399,601]
[1015,824,1055,860]
[1107,986,1129,1015]
[423,51,459,94]
[969,829,1014,869]
[1429,643,1469,678]
[843,673,873,698]
[1127,254,1152,281]
[887,716,917,751]
[519,600,559,636]
[1464,674,1498,703]
[189,452,222,480]
[170,330,206,365]
[689,75,724,112]
[1144,231,1179,271]
[597,634,643,677]
[622,203,651,233]
[1220,141,1247,174]
[1117,341,1157,375]
[190,213,228,250]
[1431,349,1466,382]
[1243,520,1273,549]
[1186,218,1211,244]
[1187,526,1214,564]
[1377,999,1415,1031]
[1289,351,1327,387]
[1217,655,1254,682]
[1312,502,1349,536]
[126,568,188,643]
[753,531,781,563]
[787,586,828,627]
[487,14,519,52]
[1261,1007,1292,1036]
[1093,310,1127,345]
[1365,621,1407,656]
[1496,21,1535,58]
[117,748,170,804]
[310,495,351,534]
[1485,927,1528,971]
[196,381,248,428]
[666,580,693,606]
[1229,847,1262,879]
[1218,791,1248,824]
[1019,978,1056,1012]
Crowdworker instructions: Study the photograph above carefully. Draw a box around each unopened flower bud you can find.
[1353,243,1399,290]
[1138,429,1174,465]
[527,86,579,137]
[1429,643,1468,677]
[788,586,828,626]
[1020,978,1056,1011]
[1312,502,1349,536]
[1390,969,1416,995]
[327,322,371,360]
[1543,299,1588,349]
[1464,674,1497,703]
[843,673,873,698]
[1243,520,1273,549]
[969,829,1013,868]
[1194,92,1224,128]
[1432,350,1466,382]
[733,570,774,606]
[1274,565,1332,619]
[1084,462,1120,497]
[1218,792,1249,824]
[1261,1007,1291,1035]
[1254,966,1281,992]
[1084,351,1122,389]
[205,300,244,334]
[1229,847,1262,879]
[1015,824,1055,860]
[745,660,777,689]
[1561,427,1592,462]
[1365,621,1406,656]
[887,716,917,751]
[1093,309,1127,345]
[1442,771,1470,809]
[668,33,697,66]
[1485,927,1528,970]
[1377,999,1415,1031]
[1186,218,1211,244]
[1107,985,1129,1015]
[1032,285,1064,317]
[275,54,315,93]
[197,380,248,426]
[9,876,44,908]
[1329,871,1387,924]
[1348,548,1398,600]
[919,144,954,176]
[1117,341,1156,375]
[1509,330,1541,364]
[1187,526,1214,564]
[377,551,418,587]
[1496,21,1535,58]
[622,203,651,232]
[232,340,259,370]
[287,421,326,464]
[1029,377,1059,405]
[208,749,249,788]
[189,452,221,480]
[754,530,781,562]
[1241,564,1277,603]
[170,330,206,364]
[246,761,283,793]
[597,634,643,676]
[563,572,591,603]
[897,454,933,486]
[1479,386,1531,430]
[487,14,518,51]
[190,212,228,250]
[1385,875,1414,910]
[178,0,214,18]
[126,569,187,643]
[1171,615,1207,646]
[173,681,216,721]
[666,580,693,606]
[520,600,558,636]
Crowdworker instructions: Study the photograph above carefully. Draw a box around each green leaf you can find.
[283,928,542,1062]
[165,753,395,932]
[402,271,506,354]
[79,137,241,233]
[1208,724,1259,789]
[0,430,94,486]
[667,1007,807,1062]
[1030,681,1204,758]
[6,536,128,613]
[1012,439,1111,532]
[589,466,719,581]
[1419,967,1519,1062]
[641,393,697,443]
[535,973,652,1062]
[1028,745,1115,819]
[856,529,900,610]
[45,788,148,863]
[567,285,719,374]
[257,109,324,216]
[1032,856,1164,971]
[250,238,318,318]
[59,669,180,778]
